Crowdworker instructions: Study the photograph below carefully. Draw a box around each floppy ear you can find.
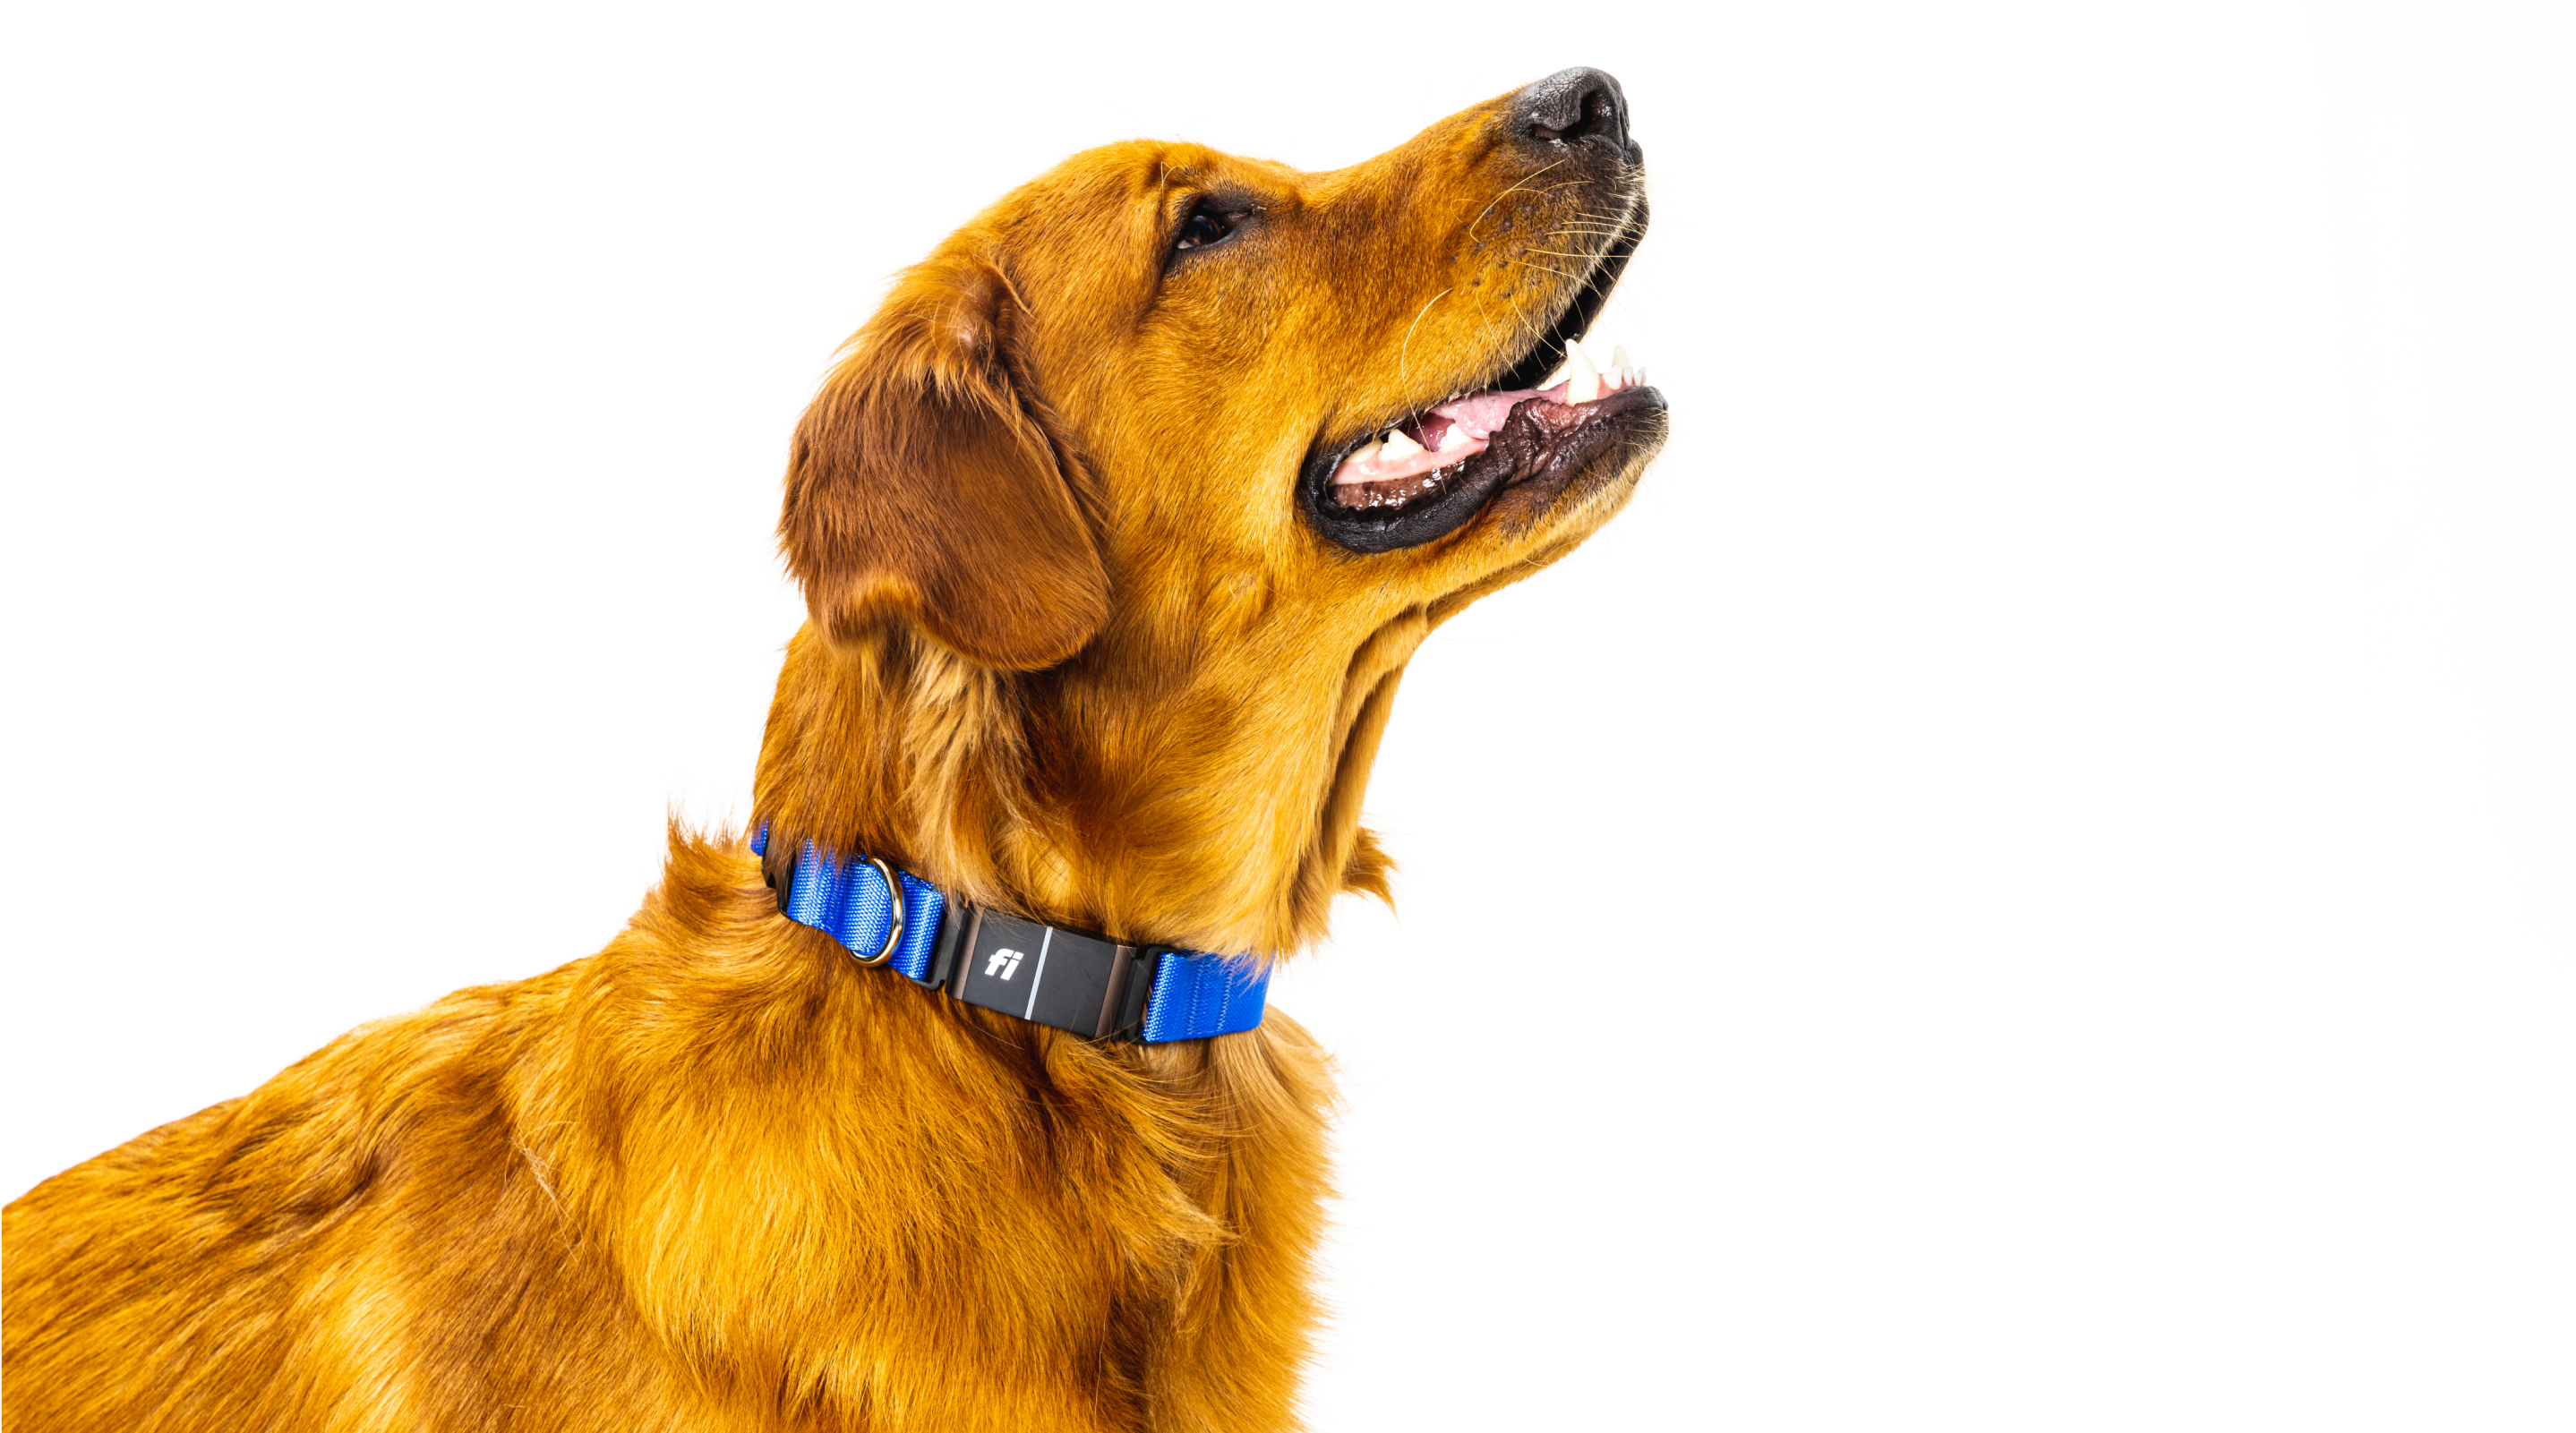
[780,254,1108,670]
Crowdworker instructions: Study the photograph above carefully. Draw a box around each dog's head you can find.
[763,69,1664,943]
[780,67,1662,672]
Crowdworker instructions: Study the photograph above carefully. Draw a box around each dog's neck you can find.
[751,607,1431,956]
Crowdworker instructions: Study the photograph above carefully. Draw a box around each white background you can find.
[4,5,2571,1429]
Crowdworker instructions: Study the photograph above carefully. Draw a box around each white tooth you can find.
[1336,440,1383,479]
[1436,422,1474,452]
[1566,344,1602,403]
[1379,429,1425,460]
[1611,345,1631,372]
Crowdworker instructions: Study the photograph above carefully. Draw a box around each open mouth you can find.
[1300,213,1663,554]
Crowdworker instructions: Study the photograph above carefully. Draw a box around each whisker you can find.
[1396,286,1453,385]
[1498,259,1590,284]
[1468,158,1569,237]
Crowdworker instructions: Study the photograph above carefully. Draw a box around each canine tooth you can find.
[1338,440,1382,477]
[1379,429,1425,460]
[1611,345,1631,372]
[1565,344,1602,403]
[1436,422,1474,453]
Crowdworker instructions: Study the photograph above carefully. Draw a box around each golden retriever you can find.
[4,66,1665,1432]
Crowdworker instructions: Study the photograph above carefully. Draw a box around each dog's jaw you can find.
[1296,171,1659,556]
[1299,380,1666,555]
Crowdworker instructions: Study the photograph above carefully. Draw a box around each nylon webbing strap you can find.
[752,824,1268,1043]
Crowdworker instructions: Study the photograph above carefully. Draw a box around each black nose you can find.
[1511,67,1638,162]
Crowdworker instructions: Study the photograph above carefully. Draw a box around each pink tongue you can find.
[1430,388,1539,439]
[1333,433,1491,487]
[1329,382,1581,487]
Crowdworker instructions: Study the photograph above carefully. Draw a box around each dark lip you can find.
[1300,204,1653,554]
[1300,385,1665,554]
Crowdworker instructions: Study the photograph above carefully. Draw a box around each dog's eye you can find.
[1173,206,1234,254]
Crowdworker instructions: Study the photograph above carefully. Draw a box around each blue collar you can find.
[750,824,1270,1043]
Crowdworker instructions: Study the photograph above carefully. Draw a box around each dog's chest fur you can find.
[5,839,1331,1432]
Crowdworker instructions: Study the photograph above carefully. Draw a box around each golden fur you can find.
[6,72,1662,1432]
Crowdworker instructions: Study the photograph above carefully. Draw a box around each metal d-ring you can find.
[853,856,904,967]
